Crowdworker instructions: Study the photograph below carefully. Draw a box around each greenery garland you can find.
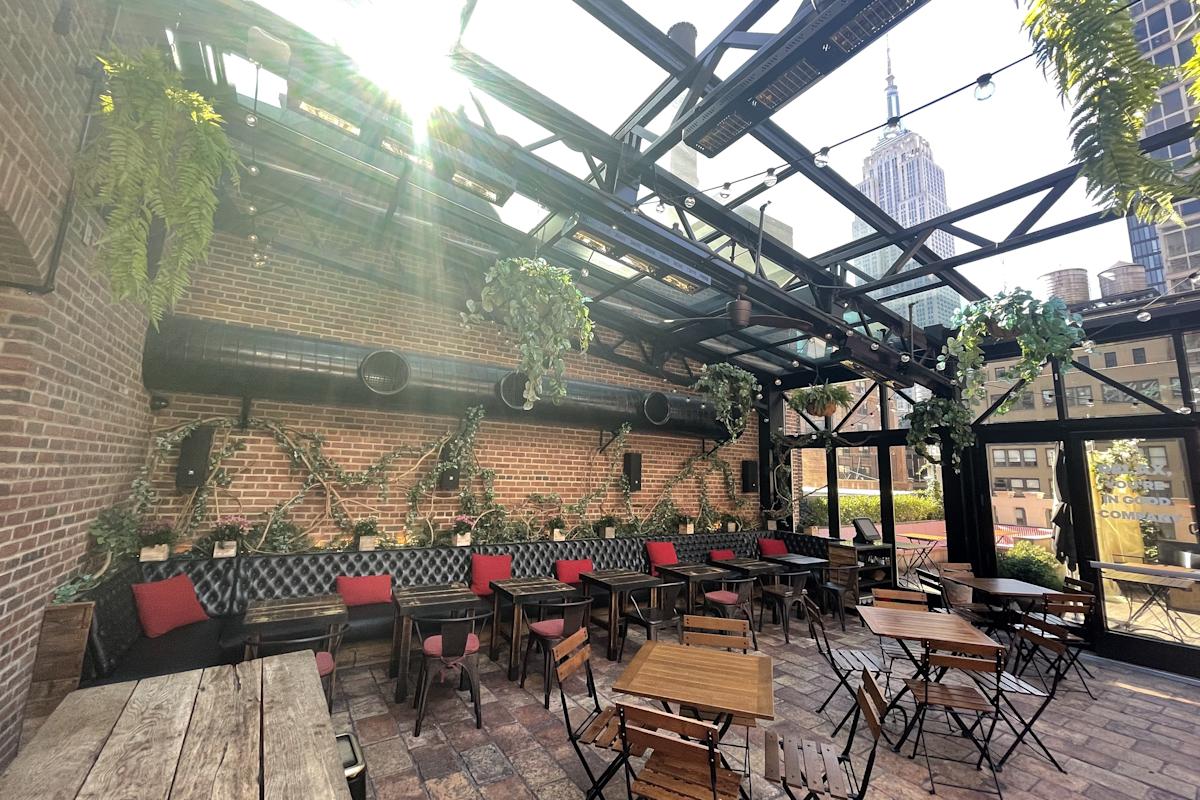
[78,49,239,324]
[463,257,594,407]
[1022,1,1197,224]
[691,363,760,442]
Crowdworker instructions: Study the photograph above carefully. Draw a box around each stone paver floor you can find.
[332,616,1200,799]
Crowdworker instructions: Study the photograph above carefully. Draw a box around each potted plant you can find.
[719,513,743,533]
[547,514,567,542]
[787,382,853,418]
[352,517,382,551]
[905,397,976,472]
[671,512,694,536]
[210,515,249,558]
[594,514,618,539]
[137,518,176,562]
[691,363,760,442]
[451,514,474,547]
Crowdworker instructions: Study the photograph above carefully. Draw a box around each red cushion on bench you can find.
[554,559,593,586]
[758,538,788,556]
[709,549,736,561]
[336,574,392,606]
[646,542,678,577]
[471,554,512,597]
[132,573,209,638]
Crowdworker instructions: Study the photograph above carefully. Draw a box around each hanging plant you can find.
[945,288,1084,413]
[691,362,760,441]
[905,397,975,472]
[1023,0,1197,223]
[787,382,853,418]
[463,256,593,408]
[77,49,239,324]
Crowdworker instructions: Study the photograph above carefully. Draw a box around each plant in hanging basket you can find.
[691,363,760,442]
[77,49,239,324]
[787,382,853,418]
[463,257,593,408]
[904,397,976,472]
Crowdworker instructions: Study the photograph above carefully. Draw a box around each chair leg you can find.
[412,659,425,709]
[414,659,436,737]
[466,657,483,729]
[617,621,628,663]
[542,644,553,710]
[520,634,536,688]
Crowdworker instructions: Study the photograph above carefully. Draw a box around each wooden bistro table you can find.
[941,575,1058,602]
[613,640,774,734]
[0,651,349,800]
[898,532,943,575]
[579,568,662,661]
[390,582,484,702]
[243,594,349,635]
[711,556,783,580]
[656,563,732,615]
[489,576,578,680]
[1090,561,1198,642]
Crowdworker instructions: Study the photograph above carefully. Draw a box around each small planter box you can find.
[454,532,471,547]
[725,522,738,533]
[552,529,566,542]
[357,536,378,552]
[603,526,616,539]
[139,544,170,562]
[212,540,239,559]
[766,520,778,531]
[678,522,694,535]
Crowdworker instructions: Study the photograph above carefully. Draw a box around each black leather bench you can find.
[80,531,777,685]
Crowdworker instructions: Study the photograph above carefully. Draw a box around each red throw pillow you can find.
[709,549,736,561]
[555,559,594,586]
[336,574,392,606]
[645,541,678,577]
[471,554,512,596]
[758,538,788,556]
[131,574,209,638]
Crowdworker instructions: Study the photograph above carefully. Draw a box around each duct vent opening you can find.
[359,350,409,395]
[498,372,531,410]
[643,392,672,426]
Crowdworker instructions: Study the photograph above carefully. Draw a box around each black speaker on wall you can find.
[176,426,215,489]
[437,467,460,492]
[741,460,759,493]
[623,452,642,492]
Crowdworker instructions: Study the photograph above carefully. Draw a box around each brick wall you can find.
[152,225,759,542]
[0,0,151,766]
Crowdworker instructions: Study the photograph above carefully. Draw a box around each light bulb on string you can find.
[245,113,257,127]
[763,168,777,187]
[719,183,731,200]
[1136,311,1152,322]
[655,200,666,214]
[684,195,696,208]
[974,73,995,101]
[246,164,260,177]
[814,148,830,168]
[579,267,589,278]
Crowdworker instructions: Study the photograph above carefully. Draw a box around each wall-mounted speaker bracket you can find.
[699,437,726,458]
[597,427,625,455]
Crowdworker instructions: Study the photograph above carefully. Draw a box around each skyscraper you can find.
[850,53,962,330]
[1126,0,1196,294]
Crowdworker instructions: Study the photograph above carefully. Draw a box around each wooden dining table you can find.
[489,576,577,680]
[612,640,775,723]
[940,575,1058,601]
[579,568,662,661]
[390,582,485,702]
[0,651,349,800]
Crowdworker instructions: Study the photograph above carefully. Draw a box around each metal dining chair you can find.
[520,597,592,709]
[617,581,684,662]
[700,575,759,649]
[757,569,811,643]
[244,623,349,711]
[411,607,492,736]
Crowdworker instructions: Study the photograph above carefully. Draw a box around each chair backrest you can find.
[802,596,831,657]
[1063,576,1094,594]
[537,597,594,639]
[415,609,491,660]
[616,703,721,799]
[1013,614,1067,657]
[914,568,945,606]
[655,581,685,615]
[551,628,602,737]
[1043,592,1094,621]
[937,562,974,575]
[681,614,752,652]
[775,570,811,592]
[923,639,1004,697]
[852,670,888,793]
[852,517,882,543]
[246,622,348,662]
[871,588,926,611]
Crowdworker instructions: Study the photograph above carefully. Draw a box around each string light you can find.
[655,200,666,213]
[764,168,778,187]
[246,164,260,177]
[1136,311,1152,322]
[974,73,996,101]
[814,148,830,168]
[245,113,257,127]
[684,195,696,208]
[719,182,731,199]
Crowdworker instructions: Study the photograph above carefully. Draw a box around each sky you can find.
[258,0,1144,301]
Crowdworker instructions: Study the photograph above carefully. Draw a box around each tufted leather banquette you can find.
[82,532,772,684]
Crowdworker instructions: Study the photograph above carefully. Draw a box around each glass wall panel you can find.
[834,446,881,540]
[1065,337,1183,418]
[793,448,829,537]
[1085,437,1199,647]
[890,445,946,585]
[1184,332,1200,405]
[977,359,1056,424]
[986,442,1060,569]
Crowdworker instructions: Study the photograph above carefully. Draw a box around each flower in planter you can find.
[545,515,567,541]
[137,518,177,547]
[451,514,475,534]
[352,517,382,543]
[211,515,251,542]
[593,514,618,538]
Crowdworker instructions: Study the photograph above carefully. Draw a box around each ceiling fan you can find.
[659,284,814,341]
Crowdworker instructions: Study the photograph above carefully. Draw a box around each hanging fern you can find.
[1023,0,1195,223]
[78,49,239,324]
[691,362,760,442]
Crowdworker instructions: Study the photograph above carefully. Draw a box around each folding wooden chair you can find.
[765,670,888,800]
[681,613,753,653]
[804,597,891,735]
[992,615,1069,772]
[899,639,1005,798]
[616,703,743,800]
[551,628,628,800]
[870,587,928,610]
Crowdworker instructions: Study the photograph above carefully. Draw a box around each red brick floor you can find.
[332,618,1200,799]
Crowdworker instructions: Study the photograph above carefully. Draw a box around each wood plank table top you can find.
[710,557,782,578]
[857,606,1000,648]
[760,554,828,570]
[612,641,775,721]
[0,651,349,800]
[489,576,577,600]
[900,532,946,543]
[655,563,732,582]
[244,594,348,628]
[393,582,481,614]
[579,568,661,593]
[1090,561,1200,584]
[1101,570,1193,590]
[941,576,1059,599]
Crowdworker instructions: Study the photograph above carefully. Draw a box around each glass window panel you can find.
[890,445,946,581]
[1067,336,1183,418]
[976,357,1057,424]
[793,448,831,537]
[987,441,1059,567]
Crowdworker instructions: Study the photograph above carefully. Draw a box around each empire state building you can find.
[850,53,962,330]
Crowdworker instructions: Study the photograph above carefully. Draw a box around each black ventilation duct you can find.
[143,316,722,436]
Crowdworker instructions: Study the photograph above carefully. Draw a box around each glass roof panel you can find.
[460,0,670,132]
